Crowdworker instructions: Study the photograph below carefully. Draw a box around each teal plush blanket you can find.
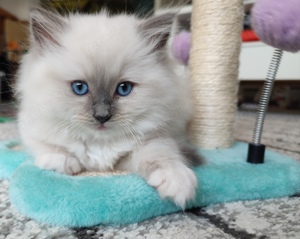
[1,140,300,227]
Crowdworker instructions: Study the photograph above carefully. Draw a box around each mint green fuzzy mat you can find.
[0,140,300,227]
[0,117,15,123]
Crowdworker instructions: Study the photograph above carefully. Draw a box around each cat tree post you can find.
[189,0,244,149]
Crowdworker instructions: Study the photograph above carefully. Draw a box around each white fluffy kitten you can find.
[16,8,201,207]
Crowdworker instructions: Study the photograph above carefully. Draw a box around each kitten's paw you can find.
[35,153,82,175]
[147,164,197,208]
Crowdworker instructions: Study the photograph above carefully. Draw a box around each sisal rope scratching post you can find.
[189,0,244,149]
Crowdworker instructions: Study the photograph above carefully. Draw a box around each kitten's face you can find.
[18,9,185,141]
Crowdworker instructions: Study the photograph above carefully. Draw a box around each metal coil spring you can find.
[252,49,283,144]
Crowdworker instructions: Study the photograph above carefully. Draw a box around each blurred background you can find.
[0,0,299,121]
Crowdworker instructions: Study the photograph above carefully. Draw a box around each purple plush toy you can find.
[251,0,300,53]
[172,0,300,62]
[171,31,191,65]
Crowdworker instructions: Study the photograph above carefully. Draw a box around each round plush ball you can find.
[251,0,300,52]
[171,31,191,65]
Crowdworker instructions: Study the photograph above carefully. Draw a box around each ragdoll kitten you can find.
[16,8,201,207]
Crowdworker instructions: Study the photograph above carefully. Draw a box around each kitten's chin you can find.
[97,124,107,131]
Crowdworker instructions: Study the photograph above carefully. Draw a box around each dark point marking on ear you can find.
[30,7,67,48]
[139,13,175,52]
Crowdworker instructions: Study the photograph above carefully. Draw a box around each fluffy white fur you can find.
[16,8,198,207]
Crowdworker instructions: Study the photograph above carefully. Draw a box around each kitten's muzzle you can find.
[93,114,112,124]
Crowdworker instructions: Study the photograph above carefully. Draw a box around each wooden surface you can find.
[233,111,300,161]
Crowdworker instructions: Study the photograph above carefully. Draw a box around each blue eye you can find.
[71,81,89,95]
[116,82,133,96]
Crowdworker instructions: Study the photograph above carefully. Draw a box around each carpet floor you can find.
[0,111,299,239]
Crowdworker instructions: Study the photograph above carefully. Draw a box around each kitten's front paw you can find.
[35,153,82,175]
[147,164,197,208]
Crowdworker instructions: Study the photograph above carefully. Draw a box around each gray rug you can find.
[1,111,300,239]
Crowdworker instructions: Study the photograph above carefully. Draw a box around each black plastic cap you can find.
[247,143,265,164]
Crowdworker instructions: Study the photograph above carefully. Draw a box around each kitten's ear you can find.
[30,7,67,48]
[138,13,176,52]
